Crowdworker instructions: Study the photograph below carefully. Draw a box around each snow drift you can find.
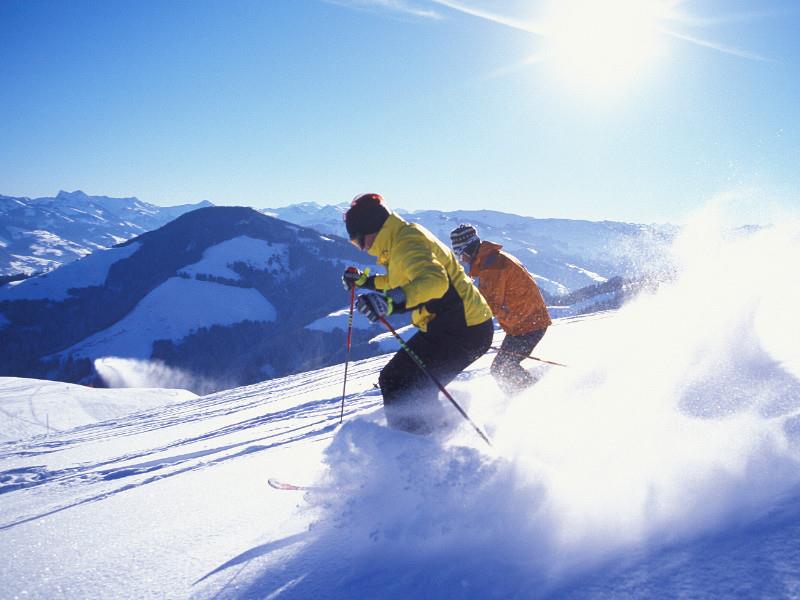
[94,357,222,395]
[229,212,800,598]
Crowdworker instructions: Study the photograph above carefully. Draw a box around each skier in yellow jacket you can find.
[343,194,493,434]
[450,224,551,394]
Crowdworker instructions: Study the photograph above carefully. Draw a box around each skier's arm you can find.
[495,257,512,316]
[476,266,501,312]
[503,258,536,313]
[389,238,449,309]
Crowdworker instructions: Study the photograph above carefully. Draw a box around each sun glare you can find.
[544,0,665,92]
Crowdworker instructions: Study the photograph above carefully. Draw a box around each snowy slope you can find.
[1,215,799,599]
[60,277,277,360]
[1,304,799,599]
[179,236,288,281]
[0,351,390,599]
[57,236,286,361]
[0,377,196,442]
[0,243,141,301]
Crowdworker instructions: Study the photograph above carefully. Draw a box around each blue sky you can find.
[1,0,798,223]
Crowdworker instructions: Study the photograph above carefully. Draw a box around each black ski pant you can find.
[491,327,548,395]
[379,318,493,434]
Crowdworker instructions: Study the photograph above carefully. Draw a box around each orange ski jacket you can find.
[469,241,551,336]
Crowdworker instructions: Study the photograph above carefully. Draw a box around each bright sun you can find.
[544,0,664,91]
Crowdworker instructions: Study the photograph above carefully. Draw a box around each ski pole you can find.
[378,316,492,447]
[490,346,568,368]
[339,284,357,424]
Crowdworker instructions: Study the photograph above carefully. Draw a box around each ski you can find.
[268,478,318,492]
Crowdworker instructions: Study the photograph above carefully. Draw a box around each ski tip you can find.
[268,478,310,491]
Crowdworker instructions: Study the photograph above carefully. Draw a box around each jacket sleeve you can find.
[475,264,499,312]
[373,274,389,290]
[493,257,511,316]
[393,237,449,308]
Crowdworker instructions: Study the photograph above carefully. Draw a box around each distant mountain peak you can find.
[54,190,141,204]
[56,190,90,200]
[184,199,215,209]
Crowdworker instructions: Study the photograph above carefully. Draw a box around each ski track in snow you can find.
[0,357,386,528]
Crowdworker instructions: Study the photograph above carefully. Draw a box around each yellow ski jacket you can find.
[368,213,492,332]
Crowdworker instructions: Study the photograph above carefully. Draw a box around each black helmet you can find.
[344,193,390,247]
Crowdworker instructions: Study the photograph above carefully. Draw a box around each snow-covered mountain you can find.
[1,190,674,297]
[262,202,678,294]
[0,206,376,392]
[0,190,213,276]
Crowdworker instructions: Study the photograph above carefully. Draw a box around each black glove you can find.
[356,288,407,323]
[342,267,374,291]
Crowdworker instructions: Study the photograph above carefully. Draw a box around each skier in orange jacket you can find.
[450,224,551,394]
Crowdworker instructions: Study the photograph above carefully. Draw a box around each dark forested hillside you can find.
[0,207,366,390]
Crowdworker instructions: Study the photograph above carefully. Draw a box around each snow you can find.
[0,377,196,442]
[554,291,619,316]
[67,206,108,222]
[94,357,223,393]
[0,243,141,301]
[180,236,288,280]
[367,324,416,353]
[27,230,92,257]
[8,252,59,275]
[63,277,277,360]
[1,214,799,598]
[305,307,416,354]
[305,306,376,333]
[532,272,569,295]
[566,262,608,282]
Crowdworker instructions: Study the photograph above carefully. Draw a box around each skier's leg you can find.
[379,320,493,433]
[491,328,547,394]
[424,318,493,385]
[421,318,493,430]
[379,332,444,434]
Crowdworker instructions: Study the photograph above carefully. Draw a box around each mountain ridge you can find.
[3,190,678,294]
[0,206,376,392]
[0,191,215,276]
[261,202,678,294]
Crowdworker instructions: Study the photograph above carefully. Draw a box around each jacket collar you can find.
[471,240,502,272]
[367,212,406,265]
